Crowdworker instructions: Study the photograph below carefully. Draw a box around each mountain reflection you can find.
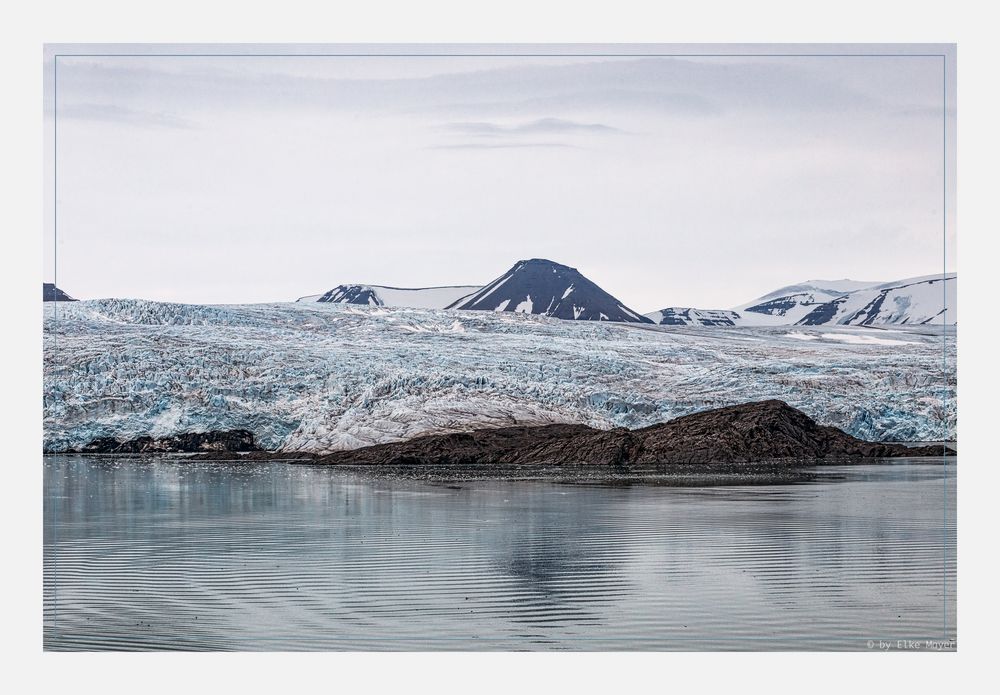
[45,457,955,650]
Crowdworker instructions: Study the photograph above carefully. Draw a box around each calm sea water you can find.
[43,456,956,651]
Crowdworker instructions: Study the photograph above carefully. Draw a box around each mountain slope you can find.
[644,308,743,327]
[797,274,956,326]
[314,284,481,309]
[43,283,76,302]
[734,279,883,325]
[447,258,652,323]
[747,279,883,305]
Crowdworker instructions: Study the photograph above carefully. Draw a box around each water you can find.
[43,456,956,651]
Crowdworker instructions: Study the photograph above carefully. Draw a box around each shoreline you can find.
[43,452,956,485]
[46,400,956,484]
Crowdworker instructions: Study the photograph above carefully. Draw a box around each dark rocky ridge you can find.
[67,402,953,470]
[317,284,382,305]
[43,283,76,302]
[71,429,260,454]
[743,293,829,317]
[647,308,741,326]
[317,400,952,468]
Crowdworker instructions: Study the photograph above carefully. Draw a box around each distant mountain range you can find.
[306,260,956,327]
[305,259,652,323]
[54,263,954,327]
[732,279,880,325]
[646,273,958,326]
[647,274,956,327]
[309,284,480,309]
[796,274,956,326]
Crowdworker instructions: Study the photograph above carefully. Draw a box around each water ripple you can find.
[44,456,956,651]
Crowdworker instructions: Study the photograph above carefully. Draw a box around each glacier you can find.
[43,299,956,453]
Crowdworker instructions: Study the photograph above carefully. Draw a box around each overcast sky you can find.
[43,45,956,311]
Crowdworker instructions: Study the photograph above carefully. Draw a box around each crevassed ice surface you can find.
[43,300,956,452]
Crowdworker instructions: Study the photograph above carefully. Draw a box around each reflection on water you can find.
[43,456,956,651]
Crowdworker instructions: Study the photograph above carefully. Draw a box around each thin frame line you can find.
[941,53,949,641]
[54,53,949,58]
[51,54,59,633]
[46,47,956,649]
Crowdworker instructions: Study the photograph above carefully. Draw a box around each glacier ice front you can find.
[43,299,956,453]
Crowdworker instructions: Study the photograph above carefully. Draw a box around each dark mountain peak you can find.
[447,259,652,323]
[318,284,382,306]
[502,258,583,280]
[518,257,573,269]
[645,399,812,431]
[43,283,77,302]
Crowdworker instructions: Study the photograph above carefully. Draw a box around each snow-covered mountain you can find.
[797,274,957,326]
[644,308,742,327]
[643,283,844,326]
[312,284,481,310]
[734,279,884,325]
[43,283,76,302]
[747,279,884,305]
[646,274,955,327]
[446,258,652,323]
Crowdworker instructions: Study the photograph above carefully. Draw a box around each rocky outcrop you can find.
[72,429,260,454]
[317,400,953,468]
[43,283,76,302]
[629,399,949,462]
[63,401,953,467]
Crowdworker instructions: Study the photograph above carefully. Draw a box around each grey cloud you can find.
[428,142,578,150]
[59,102,196,129]
[442,118,621,137]
[430,90,723,118]
[45,50,954,309]
[894,105,956,119]
[51,56,917,121]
